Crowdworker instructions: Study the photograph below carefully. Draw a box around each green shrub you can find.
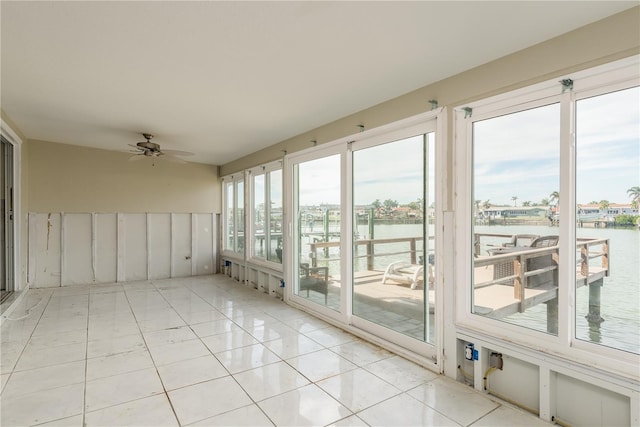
[614,214,639,226]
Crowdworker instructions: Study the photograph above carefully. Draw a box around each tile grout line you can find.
[3,290,53,388]
[124,279,183,427]
[82,288,91,427]
[160,280,269,426]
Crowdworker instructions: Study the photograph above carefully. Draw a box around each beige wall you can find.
[27,140,220,213]
[221,6,640,176]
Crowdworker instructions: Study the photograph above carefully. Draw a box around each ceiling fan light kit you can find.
[128,133,194,165]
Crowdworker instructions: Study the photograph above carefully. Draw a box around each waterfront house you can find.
[1,3,638,427]
[578,203,639,217]
[480,206,550,220]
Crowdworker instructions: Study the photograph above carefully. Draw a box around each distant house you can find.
[578,203,638,217]
[480,206,549,219]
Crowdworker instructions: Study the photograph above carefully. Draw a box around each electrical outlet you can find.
[464,343,474,360]
[489,352,503,370]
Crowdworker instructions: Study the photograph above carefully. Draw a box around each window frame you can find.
[248,160,284,270]
[454,56,640,378]
[222,173,246,258]
[284,109,447,367]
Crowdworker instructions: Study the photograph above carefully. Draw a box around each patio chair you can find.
[503,234,539,248]
[527,235,559,287]
[530,235,559,247]
[299,262,329,303]
[382,261,430,290]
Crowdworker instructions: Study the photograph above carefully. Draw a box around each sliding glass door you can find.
[286,113,441,361]
[292,153,343,313]
[351,131,437,346]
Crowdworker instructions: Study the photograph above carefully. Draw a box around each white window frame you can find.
[248,160,283,270]
[454,55,640,379]
[221,173,246,259]
[284,109,447,368]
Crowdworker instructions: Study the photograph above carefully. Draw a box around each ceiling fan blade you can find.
[161,149,194,156]
[128,144,142,149]
[128,154,145,162]
[161,154,187,164]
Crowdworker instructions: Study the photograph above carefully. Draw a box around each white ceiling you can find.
[1,1,636,165]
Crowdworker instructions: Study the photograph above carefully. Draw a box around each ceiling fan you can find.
[128,133,194,164]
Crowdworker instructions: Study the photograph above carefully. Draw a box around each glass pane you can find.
[353,134,435,343]
[225,181,234,250]
[575,86,640,354]
[294,155,341,310]
[236,180,244,254]
[472,103,560,335]
[253,174,265,258]
[268,169,283,263]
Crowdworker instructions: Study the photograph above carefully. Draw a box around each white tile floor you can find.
[0,275,550,426]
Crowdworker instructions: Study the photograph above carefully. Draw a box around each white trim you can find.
[60,212,66,286]
[91,213,97,283]
[146,212,151,280]
[170,213,175,278]
[116,213,125,282]
[191,213,197,276]
[558,86,574,350]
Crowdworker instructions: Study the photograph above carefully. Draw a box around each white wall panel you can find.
[62,213,93,285]
[194,213,214,276]
[28,211,215,287]
[29,213,62,287]
[172,213,192,278]
[95,213,117,283]
[148,213,171,279]
[123,213,147,282]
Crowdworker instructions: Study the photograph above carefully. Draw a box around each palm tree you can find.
[599,200,610,214]
[627,186,640,206]
[511,196,518,207]
[540,198,549,206]
[482,200,491,210]
[549,191,559,206]
[522,201,532,207]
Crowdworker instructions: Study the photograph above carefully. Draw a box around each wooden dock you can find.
[298,233,609,331]
[472,237,609,321]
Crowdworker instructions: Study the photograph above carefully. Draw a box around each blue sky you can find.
[296,135,436,207]
[474,86,639,206]
[575,87,639,204]
[293,86,638,208]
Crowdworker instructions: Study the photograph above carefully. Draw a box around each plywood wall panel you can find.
[194,213,214,276]
[62,213,93,285]
[172,213,192,278]
[28,211,215,287]
[148,213,171,279]
[123,213,147,282]
[29,213,62,287]
[95,213,117,283]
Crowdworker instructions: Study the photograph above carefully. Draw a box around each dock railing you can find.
[308,236,434,271]
[473,233,609,312]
